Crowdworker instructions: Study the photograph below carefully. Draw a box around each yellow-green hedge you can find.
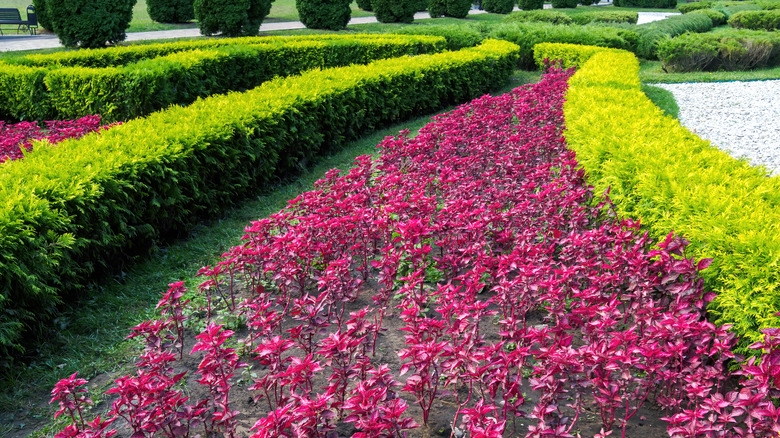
[558,43,780,354]
[0,39,520,359]
[0,34,447,122]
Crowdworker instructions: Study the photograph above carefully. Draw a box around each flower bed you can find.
[52,67,780,438]
[0,116,117,164]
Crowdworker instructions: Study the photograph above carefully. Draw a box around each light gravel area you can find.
[654,80,780,176]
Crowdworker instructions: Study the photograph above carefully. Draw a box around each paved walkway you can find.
[0,5,677,53]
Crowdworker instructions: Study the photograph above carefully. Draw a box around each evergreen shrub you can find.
[483,0,515,14]
[728,9,780,30]
[504,10,573,24]
[356,0,373,10]
[372,0,416,23]
[519,0,544,9]
[428,0,472,18]
[31,0,52,31]
[570,10,638,24]
[689,8,728,25]
[613,0,676,8]
[46,0,136,48]
[147,0,195,23]
[296,0,351,30]
[551,0,578,8]
[679,1,714,13]
[194,0,273,37]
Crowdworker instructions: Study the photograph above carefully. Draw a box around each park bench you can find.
[0,6,37,35]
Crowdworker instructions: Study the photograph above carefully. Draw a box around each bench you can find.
[0,6,37,36]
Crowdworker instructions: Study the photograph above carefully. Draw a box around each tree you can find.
[194,0,273,37]
[296,0,351,30]
[147,0,195,23]
[372,0,416,23]
[46,0,136,48]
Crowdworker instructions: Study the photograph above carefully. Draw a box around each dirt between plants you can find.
[13,276,675,438]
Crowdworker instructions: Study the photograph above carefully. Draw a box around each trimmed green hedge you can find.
[613,0,676,8]
[689,8,728,26]
[679,1,714,13]
[489,21,638,68]
[635,12,714,59]
[657,29,780,71]
[570,10,639,25]
[728,9,780,30]
[558,43,780,355]
[0,39,520,360]
[533,41,622,68]
[0,35,447,122]
[392,24,486,50]
[504,10,574,24]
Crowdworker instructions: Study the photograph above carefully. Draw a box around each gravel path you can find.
[654,80,780,176]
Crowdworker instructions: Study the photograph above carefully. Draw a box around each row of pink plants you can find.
[51,66,780,438]
[0,116,117,164]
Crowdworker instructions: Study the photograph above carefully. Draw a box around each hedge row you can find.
[504,10,638,25]
[556,43,780,354]
[488,22,638,68]
[533,42,623,68]
[729,9,780,30]
[0,39,520,359]
[634,12,714,59]
[0,35,446,122]
[657,28,780,72]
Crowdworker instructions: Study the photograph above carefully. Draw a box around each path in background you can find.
[0,4,684,53]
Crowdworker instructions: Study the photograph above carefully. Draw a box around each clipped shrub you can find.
[489,21,638,67]
[147,0,195,23]
[194,0,272,37]
[658,30,780,71]
[563,45,780,354]
[428,0,472,18]
[372,0,416,22]
[504,10,573,24]
[356,0,373,10]
[483,0,515,14]
[519,0,544,9]
[635,12,714,59]
[729,9,780,30]
[0,39,519,359]
[533,41,621,68]
[393,23,485,50]
[679,1,714,13]
[46,0,135,48]
[570,10,638,24]
[689,8,728,25]
[296,0,351,29]
[551,0,578,8]
[755,0,780,9]
[31,0,52,31]
[613,0,676,8]
[715,3,762,18]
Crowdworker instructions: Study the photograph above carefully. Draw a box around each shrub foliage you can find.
[483,0,515,14]
[296,0,352,30]
[372,0,416,23]
[46,0,136,48]
[147,0,195,23]
[428,0,472,18]
[194,0,273,37]
[729,9,780,30]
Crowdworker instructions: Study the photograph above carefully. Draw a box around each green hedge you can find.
[489,21,638,68]
[533,41,622,68]
[679,1,714,13]
[657,29,780,71]
[559,43,780,355]
[613,0,676,8]
[635,12,714,59]
[504,10,574,24]
[714,2,762,18]
[570,10,639,25]
[0,39,520,360]
[728,9,780,30]
[0,35,447,122]
[391,24,486,50]
[689,8,728,26]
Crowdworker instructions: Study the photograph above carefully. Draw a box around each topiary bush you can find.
[372,0,416,22]
[728,9,780,30]
[194,0,273,37]
[147,0,195,23]
[46,0,136,48]
[428,0,472,18]
[296,0,351,29]
[689,8,727,25]
[356,0,373,10]
[505,10,573,24]
[31,0,52,31]
[551,0,578,8]
[483,0,515,14]
[519,0,544,9]
[679,1,714,13]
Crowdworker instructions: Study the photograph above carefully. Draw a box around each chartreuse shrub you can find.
[372,0,417,23]
[296,0,351,30]
[679,1,714,13]
[635,13,714,60]
[657,29,780,72]
[0,39,519,360]
[558,43,780,354]
[533,42,622,68]
[147,0,195,23]
[729,9,780,30]
[756,0,780,9]
[46,0,135,48]
[483,0,515,14]
[0,35,447,122]
[194,0,273,37]
[489,22,638,68]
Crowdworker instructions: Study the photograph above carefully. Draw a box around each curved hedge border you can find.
[539,42,780,354]
[0,34,446,122]
[0,39,520,358]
